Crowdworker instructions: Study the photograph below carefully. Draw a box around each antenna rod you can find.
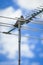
[18,21,21,65]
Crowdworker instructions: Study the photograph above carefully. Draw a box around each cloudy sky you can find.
[0,0,43,65]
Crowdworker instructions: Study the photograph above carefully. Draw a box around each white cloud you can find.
[21,44,34,58]
[41,40,43,44]
[39,53,43,57]
[21,34,29,44]
[0,33,18,59]
[16,0,43,9]
[0,6,22,24]
[0,61,18,65]
[40,34,43,44]
[21,60,30,65]
[28,39,38,44]
[0,33,35,59]
[32,62,40,65]
[29,44,35,50]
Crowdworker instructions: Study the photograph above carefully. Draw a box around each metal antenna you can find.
[18,20,21,65]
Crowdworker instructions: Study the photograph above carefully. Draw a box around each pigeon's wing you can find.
[13,20,18,28]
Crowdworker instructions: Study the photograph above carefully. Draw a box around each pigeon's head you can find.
[20,15,24,18]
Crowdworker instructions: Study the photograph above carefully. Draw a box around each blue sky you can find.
[0,0,43,65]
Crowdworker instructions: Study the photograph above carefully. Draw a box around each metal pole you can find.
[18,21,21,65]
